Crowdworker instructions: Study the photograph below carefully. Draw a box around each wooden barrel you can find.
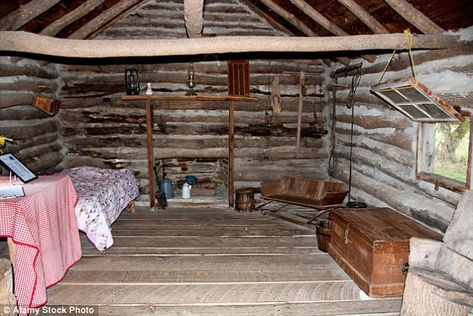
[235,188,255,212]
[316,219,331,252]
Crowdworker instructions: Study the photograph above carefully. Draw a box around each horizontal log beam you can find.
[122,95,257,102]
[0,32,457,59]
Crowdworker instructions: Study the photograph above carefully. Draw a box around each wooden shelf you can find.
[121,94,252,209]
[121,95,257,102]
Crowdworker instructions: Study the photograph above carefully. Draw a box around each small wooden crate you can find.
[32,95,59,116]
[328,207,442,297]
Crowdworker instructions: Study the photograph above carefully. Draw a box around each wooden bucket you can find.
[316,219,331,252]
[235,188,255,212]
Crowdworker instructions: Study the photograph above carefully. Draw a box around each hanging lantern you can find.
[125,69,140,95]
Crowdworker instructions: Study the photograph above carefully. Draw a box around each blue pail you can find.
[159,179,174,199]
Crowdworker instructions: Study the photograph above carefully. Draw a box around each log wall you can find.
[330,27,473,232]
[0,57,63,175]
[58,0,330,203]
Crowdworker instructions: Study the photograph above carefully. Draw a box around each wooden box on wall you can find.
[32,95,59,116]
[228,60,250,96]
[328,208,442,297]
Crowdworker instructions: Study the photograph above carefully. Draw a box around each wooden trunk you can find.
[328,207,442,297]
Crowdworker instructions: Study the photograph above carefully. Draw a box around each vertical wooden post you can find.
[145,97,156,209]
[228,101,235,207]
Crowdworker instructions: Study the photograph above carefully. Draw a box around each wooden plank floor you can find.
[46,207,401,315]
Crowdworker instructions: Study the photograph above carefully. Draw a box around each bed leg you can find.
[126,200,136,213]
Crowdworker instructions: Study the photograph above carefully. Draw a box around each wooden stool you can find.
[235,188,255,212]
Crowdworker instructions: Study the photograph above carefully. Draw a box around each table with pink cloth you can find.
[0,174,82,312]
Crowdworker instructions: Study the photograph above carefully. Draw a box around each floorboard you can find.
[45,206,401,315]
[50,300,400,316]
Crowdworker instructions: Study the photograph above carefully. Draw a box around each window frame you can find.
[416,112,472,193]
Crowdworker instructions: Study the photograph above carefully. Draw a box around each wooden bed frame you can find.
[124,200,136,213]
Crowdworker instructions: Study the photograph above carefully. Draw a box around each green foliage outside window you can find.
[433,117,470,183]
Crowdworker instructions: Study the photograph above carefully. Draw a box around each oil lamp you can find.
[125,69,140,95]
[186,63,197,95]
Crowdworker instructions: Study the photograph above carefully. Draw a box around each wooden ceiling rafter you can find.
[384,0,445,34]
[241,0,295,36]
[259,0,350,65]
[290,0,347,36]
[336,0,389,34]
[69,0,144,39]
[184,0,204,38]
[0,0,62,31]
[259,0,316,38]
[40,0,106,36]
[241,0,333,66]
[288,0,376,63]
[87,0,149,39]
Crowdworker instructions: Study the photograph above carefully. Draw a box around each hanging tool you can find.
[271,74,281,113]
[265,60,274,128]
[310,81,328,137]
[296,70,305,158]
[346,67,362,204]
[154,160,168,208]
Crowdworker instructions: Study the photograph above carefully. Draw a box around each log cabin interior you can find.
[0,0,472,315]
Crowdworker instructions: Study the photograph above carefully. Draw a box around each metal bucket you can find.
[159,179,174,199]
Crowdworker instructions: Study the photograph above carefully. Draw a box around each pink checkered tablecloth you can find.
[0,174,82,314]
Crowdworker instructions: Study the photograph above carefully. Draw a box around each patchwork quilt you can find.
[66,167,140,251]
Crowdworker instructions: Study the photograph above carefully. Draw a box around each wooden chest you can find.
[328,207,442,297]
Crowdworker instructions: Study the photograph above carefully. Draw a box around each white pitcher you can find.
[182,182,192,199]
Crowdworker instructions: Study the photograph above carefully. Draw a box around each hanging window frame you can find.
[371,78,464,123]
[416,111,473,192]
[370,31,463,124]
